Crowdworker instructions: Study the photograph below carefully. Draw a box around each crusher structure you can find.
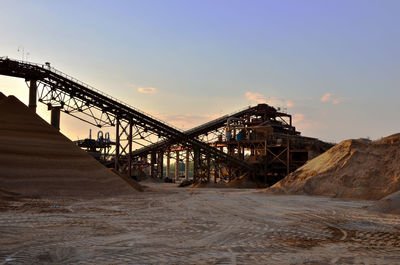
[131,104,332,185]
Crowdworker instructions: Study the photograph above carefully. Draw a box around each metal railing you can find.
[0,56,182,132]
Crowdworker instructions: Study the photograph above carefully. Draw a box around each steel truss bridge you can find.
[0,57,252,180]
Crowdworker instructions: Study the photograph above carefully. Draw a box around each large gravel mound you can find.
[266,138,400,200]
[0,94,136,198]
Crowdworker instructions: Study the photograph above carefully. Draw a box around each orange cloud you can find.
[138,87,157,94]
[293,113,304,123]
[321,93,346,104]
[153,112,220,130]
[245,92,266,103]
[321,93,332,102]
[286,100,295,108]
[292,113,320,131]
[332,98,345,104]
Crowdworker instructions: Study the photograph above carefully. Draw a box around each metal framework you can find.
[0,57,252,180]
[130,102,332,185]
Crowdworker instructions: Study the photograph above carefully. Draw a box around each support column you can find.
[50,106,61,131]
[214,162,218,183]
[206,155,211,183]
[193,147,200,182]
[150,152,156,178]
[175,151,180,181]
[114,118,120,170]
[287,136,290,175]
[166,151,170,179]
[157,152,164,178]
[128,120,133,178]
[185,150,190,180]
[28,79,37,112]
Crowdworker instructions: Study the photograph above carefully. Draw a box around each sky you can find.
[0,0,399,143]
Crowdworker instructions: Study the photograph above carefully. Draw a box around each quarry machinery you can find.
[0,56,331,185]
[0,57,252,180]
[132,103,332,185]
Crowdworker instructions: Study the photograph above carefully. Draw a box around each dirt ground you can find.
[1,183,400,265]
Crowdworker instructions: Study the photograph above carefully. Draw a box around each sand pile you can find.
[380,133,400,144]
[226,174,259,189]
[368,190,400,215]
[266,138,400,200]
[109,168,144,192]
[0,94,137,198]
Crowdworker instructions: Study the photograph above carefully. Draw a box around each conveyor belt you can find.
[0,57,252,170]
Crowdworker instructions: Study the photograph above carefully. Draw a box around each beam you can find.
[115,118,120,170]
[175,151,179,181]
[185,150,189,180]
[50,106,61,131]
[157,151,164,178]
[128,120,133,177]
[28,79,37,112]
[166,151,170,179]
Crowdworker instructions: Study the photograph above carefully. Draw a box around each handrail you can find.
[0,56,182,131]
[0,56,252,169]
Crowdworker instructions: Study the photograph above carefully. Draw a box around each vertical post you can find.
[128,120,133,178]
[175,151,179,181]
[193,147,200,182]
[115,118,120,170]
[166,151,170,179]
[185,149,189,180]
[50,106,61,131]
[150,152,156,178]
[157,152,164,178]
[214,162,218,183]
[206,155,211,183]
[28,79,37,112]
[287,135,290,175]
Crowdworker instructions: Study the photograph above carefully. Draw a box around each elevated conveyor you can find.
[0,57,252,175]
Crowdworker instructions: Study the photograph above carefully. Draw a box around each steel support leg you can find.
[166,151,170,178]
[115,118,120,170]
[50,106,61,131]
[206,155,211,183]
[287,136,290,175]
[175,151,179,181]
[128,120,133,177]
[193,147,200,182]
[157,152,164,178]
[28,79,37,112]
[185,150,189,180]
[150,152,156,178]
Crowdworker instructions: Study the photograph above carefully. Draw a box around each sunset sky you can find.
[1,0,399,143]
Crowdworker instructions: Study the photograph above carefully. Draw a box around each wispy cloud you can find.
[245,92,266,103]
[152,112,220,129]
[138,87,157,94]
[321,93,332,102]
[286,100,295,108]
[245,92,294,108]
[321,93,346,104]
[293,113,304,123]
[292,113,320,130]
[332,98,346,104]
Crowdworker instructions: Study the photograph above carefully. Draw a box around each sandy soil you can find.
[267,139,400,200]
[1,183,400,265]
